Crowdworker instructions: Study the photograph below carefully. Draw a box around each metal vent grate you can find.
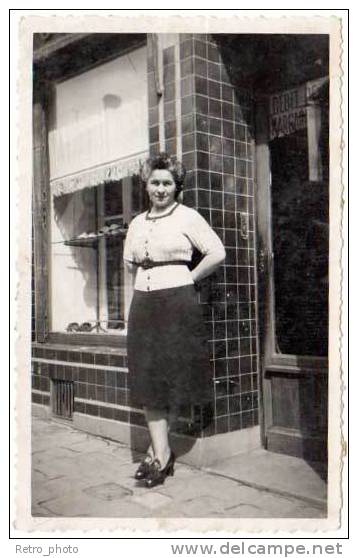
[51,379,74,419]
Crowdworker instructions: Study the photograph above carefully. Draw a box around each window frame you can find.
[34,36,148,346]
[255,88,329,374]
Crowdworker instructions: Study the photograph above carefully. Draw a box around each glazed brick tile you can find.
[182,133,195,153]
[229,395,241,414]
[32,392,42,404]
[226,303,238,320]
[180,39,193,60]
[99,405,114,420]
[165,138,176,155]
[197,189,210,208]
[164,81,175,103]
[106,387,116,404]
[181,76,194,97]
[196,132,209,153]
[214,378,228,397]
[252,373,258,390]
[180,57,193,77]
[163,45,175,66]
[196,95,209,115]
[55,349,68,361]
[149,125,159,144]
[207,42,221,62]
[222,83,234,103]
[240,356,252,374]
[227,339,240,357]
[228,371,241,390]
[210,172,222,191]
[194,57,208,77]
[116,388,128,406]
[94,353,109,366]
[81,352,94,365]
[229,413,242,431]
[76,382,87,399]
[215,415,229,434]
[215,359,227,378]
[182,151,196,172]
[164,101,176,121]
[211,190,223,208]
[223,119,234,138]
[215,396,229,417]
[181,95,194,116]
[87,384,96,400]
[251,337,257,355]
[193,39,207,58]
[241,410,254,429]
[222,102,234,121]
[115,371,127,389]
[196,114,209,133]
[184,171,196,189]
[220,64,230,84]
[214,340,226,358]
[105,370,116,388]
[197,151,209,170]
[211,209,223,228]
[208,61,220,81]
[208,79,220,100]
[113,408,129,423]
[129,410,147,427]
[96,369,106,385]
[182,114,195,134]
[85,403,99,417]
[240,374,253,392]
[235,124,247,141]
[163,63,175,84]
[74,400,85,414]
[109,354,126,368]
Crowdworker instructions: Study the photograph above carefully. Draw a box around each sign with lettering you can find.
[269,85,307,140]
[269,77,328,140]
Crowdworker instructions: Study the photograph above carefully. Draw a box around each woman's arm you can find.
[185,208,226,283]
[191,248,226,283]
[124,261,137,274]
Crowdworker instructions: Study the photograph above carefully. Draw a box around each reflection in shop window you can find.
[51,178,146,333]
[270,81,329,357]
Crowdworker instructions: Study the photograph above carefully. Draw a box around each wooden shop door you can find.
[254,81,329,462]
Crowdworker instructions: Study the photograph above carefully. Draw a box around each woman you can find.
[123,153,226,488]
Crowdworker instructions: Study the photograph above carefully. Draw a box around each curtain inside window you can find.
[48,46,148,197]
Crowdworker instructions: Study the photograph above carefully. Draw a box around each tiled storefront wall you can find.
[31,345,149,429]
[177,34,259,435]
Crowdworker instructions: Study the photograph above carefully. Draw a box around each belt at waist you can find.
[135,258,189,270]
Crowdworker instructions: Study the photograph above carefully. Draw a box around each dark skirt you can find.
[127,284,213,411]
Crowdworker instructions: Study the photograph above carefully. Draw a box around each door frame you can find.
[254,94,328,457]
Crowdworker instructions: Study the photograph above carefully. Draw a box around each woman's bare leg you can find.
[144,407,171,468]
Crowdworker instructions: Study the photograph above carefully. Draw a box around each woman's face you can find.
[146,169,177,210]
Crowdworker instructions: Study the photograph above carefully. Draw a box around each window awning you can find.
[50,153,147,197]
[48,45,149,197]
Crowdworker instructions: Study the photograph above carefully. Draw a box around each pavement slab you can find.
[31,414,327,519]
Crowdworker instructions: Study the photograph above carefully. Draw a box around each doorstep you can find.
[203,449,327,508]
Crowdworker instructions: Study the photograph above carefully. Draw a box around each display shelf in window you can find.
[64,223,128,249]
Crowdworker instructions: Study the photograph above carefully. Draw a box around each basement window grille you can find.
[51,379,74,419]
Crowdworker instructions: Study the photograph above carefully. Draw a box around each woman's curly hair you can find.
[140,152,186,199]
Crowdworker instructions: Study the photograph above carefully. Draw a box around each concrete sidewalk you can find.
[32,414,327,518]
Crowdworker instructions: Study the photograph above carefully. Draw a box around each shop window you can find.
[269,79,329,356]
[48,45,148,334]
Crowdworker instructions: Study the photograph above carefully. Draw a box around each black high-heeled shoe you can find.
[145,452,175,488]
[134,455,153,480]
